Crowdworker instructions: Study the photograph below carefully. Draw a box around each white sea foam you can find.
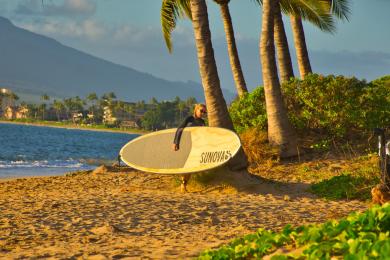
[0,159,87,169]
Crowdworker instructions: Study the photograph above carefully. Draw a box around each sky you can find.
[1,0,389,93]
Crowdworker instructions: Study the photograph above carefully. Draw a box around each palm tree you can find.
[290,0,350,78]
[9,93,19,105]
[53,100,65,121]
[177,100,187,121]
[254,0,335,83]
[213,0,248,97]
[86,93,98,123]
[185,97,197,108]
[260,0,298,157]
[40,94,50,120]
[162,0,248,97]
[162,0,248,169]
[274,2,295,83]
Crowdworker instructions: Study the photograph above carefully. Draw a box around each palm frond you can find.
[161,0,192,53]
[326,0,351,21]
[281,0,336,33]
[250,0,262,5]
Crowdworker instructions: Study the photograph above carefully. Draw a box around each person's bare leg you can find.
[180,174,191,192]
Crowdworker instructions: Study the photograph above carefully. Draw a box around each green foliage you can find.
[161,0,192,52]
[283,74,367,136]
[302,155,380,200]
[141,99,194,130]
[229,87,267,133]
[141,107,165,130]
[199,203,390,259]
[362,76,390,130]
[229,74,390,137]
[309,139,331,151]
[310,173,379,201]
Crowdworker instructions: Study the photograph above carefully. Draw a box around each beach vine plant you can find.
[198,203,390,259]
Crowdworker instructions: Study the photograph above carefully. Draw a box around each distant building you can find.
[16,106,29,119]
[102,105,142,127]
[0,88,14,111]
[3,105,29,119]
[72,111,84,124]
[0,88,12,95]
[103,106,117,125]
[120,120,141,129]
[3,106,15,119]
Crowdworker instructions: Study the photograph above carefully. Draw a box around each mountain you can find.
[0,17,235,103]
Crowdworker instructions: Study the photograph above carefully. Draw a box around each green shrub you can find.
[229,74,390,137]
[229,87,267,133]
[362,76,390,130]
[283,74,367,136]
[199,203,390,259]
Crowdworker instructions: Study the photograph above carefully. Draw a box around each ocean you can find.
[0,123,138,178]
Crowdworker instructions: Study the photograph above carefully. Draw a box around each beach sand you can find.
[0,167,368,259]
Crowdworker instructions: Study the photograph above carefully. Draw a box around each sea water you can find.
[0,123,138,178]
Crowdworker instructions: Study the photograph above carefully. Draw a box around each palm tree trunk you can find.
[219,2,248,97]
[260,0,298,158]
[290,16,312,79]
[189,0,248,169]
[274,4,294,83]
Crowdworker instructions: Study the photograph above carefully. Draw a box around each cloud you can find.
[15,0,96,17]
[16,18,195,48]
[17,19,106,40]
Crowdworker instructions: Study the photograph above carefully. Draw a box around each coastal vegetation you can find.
[0,92,198,132]
[199,203,390,259]
[230,74,390,137]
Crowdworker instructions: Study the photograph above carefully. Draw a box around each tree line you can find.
[1,91,198,130]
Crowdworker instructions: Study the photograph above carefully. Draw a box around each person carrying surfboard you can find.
[173,103,207,192]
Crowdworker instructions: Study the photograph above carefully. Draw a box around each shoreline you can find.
[0,120,148,135]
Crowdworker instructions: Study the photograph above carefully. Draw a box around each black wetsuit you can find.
[173,115,205,148]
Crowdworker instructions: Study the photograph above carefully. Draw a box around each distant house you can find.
[103,105,143,127]
[120,120,141,129]
[71,111,84,124]
[103,106,117,125]
[3,105,29,119]
[0,88,11,95]
[16,106,29,119]
[0,88,14,111]
[3,106,15,119]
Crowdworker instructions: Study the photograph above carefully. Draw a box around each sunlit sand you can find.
[0,166,367,259]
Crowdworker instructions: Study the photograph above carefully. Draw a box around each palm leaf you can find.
[161,0,192,53]
[326,0,351,21]
[252,0,336,33]
[281,0,336,33]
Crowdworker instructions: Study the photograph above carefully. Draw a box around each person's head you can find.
[193,103,207,119]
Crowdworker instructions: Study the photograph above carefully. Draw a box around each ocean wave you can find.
[0,159,90,169]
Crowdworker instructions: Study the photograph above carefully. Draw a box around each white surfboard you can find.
[119,127,241,174]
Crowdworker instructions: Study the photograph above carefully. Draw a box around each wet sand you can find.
[0,168,368,259]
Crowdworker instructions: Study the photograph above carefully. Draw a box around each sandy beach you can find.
[0,166,368,259]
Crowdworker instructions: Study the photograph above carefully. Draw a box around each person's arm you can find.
[173,117,192,150]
